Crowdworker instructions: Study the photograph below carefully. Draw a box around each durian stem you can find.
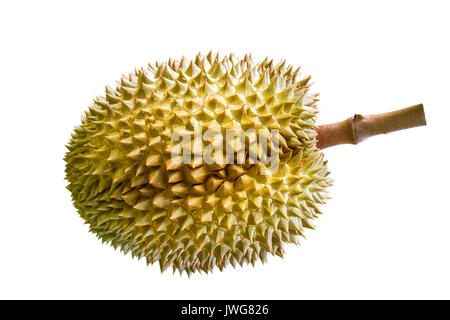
[316,104,426,149]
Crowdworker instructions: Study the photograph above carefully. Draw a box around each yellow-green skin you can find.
[65,53,332,274]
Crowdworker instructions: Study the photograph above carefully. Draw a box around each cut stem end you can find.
[317,104,426,150]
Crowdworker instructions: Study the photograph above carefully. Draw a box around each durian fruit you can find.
[65,53,425,275]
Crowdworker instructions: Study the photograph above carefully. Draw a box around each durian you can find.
[65,53,425,275]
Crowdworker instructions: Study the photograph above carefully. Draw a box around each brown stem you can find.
[316,104,426,149]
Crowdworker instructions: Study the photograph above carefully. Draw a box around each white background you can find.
[1,0,449,299]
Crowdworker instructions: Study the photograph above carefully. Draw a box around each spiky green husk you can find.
[65,53,332,275]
